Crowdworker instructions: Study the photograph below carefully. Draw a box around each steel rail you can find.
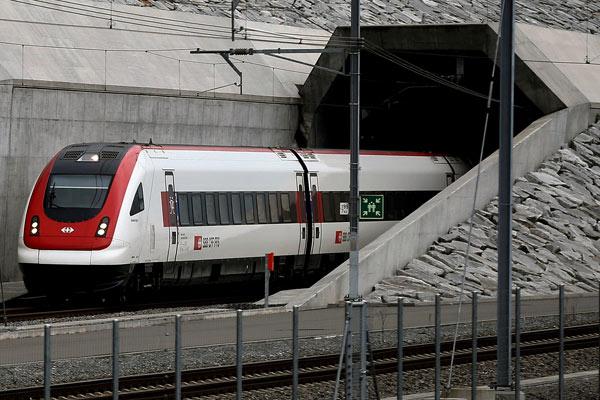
[2,296,260,322]
[1,323,597,399]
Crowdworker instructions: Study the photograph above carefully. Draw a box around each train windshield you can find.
[44,174,113,222]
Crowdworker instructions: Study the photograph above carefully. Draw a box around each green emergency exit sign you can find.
[360,195,384,220]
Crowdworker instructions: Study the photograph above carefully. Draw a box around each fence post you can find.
[559,285,564,400]
[44,324,51,400]
[113,319,119,400]
[359,302,367,400]
[237,309,243,400]
[397,297,403,400]
[435,294,441,400]
[292,305,299,400]
[264,254,270,308]
[472,292,478,400]
[175,315,182,400]
[345,301,353,400]
[515,289,521,400]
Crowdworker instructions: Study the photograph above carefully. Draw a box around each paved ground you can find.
[1,292,597,365]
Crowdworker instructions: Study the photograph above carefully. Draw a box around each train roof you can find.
[61,142,450,158]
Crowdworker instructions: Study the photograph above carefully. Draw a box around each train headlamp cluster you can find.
[29,216,39,236]
[77,153,100,162]
[95,217,110,237]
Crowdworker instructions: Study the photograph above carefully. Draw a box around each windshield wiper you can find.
[47,182,61,208]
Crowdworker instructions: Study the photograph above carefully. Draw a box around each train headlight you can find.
[29,216,40,236]
[95,217,110,237]
[77,153,100,162]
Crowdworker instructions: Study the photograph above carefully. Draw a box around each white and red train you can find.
[18,143,469,295]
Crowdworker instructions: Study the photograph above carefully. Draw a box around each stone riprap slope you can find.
[99,0,600,35]
[366,122,600,303]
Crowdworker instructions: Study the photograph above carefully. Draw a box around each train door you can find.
[295,173,307,259]
[309,173,322,255]
[164,171,178,263]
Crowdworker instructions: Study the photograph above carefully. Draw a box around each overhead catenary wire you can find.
[229,0,335,32]
[197,82,240,93]
[363,40,501,103]
[0,39,318,77]
[0,11,595,97]
[0,38,199,53]
[16,0,234,35]
[444,0,505,393]
[10,0,354,47]
[145,50,229,65]
[13,0,598,64]
[230,57,311,74]
[9,0,234,41]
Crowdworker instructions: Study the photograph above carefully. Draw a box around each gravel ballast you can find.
[0,306,598,399]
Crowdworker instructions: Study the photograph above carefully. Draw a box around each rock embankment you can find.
[367,122,600,303]
[100,0,600,35]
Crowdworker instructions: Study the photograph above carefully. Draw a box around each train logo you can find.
[194,236,203,251]
[335,231,343,244]
[61,227,75,234]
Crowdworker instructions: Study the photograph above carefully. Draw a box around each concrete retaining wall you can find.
[0,82,299,281]
[287,103,592,309]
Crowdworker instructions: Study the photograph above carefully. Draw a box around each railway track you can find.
[2,284,265,322]
[1,323,597,399]
[2,297,260,322]
[1,305,117,322]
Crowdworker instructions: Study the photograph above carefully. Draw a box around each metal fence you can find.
[1,285,598,400]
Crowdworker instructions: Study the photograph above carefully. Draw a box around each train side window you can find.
[333,192,343,222]
[256,193,268,223]
[288,191,297,222]
[280,193,292,223]
[311,185,319,222]
[178,193,191,226]
[394,191,404,220]
[129,183,144,216]
[232,193,243,224]
[384,192,394,220]
[191,194,203,225]
[244,193,255,224]
[268,193,280,223]
[299,185,306,222]
[322,192,334,222]
[205,193,218,225]
[218,193,230,225]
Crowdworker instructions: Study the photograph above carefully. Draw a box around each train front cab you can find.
[18,144,141,295]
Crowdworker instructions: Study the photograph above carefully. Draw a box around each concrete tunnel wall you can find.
[287,103,596,309]
[0,82,300,281]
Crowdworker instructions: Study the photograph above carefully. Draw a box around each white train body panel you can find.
[18,143,468,294]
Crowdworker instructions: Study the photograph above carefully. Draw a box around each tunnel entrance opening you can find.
[311,48,544,164]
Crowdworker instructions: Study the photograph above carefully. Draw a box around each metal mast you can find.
[497,0,515,388]
[348,0,360,300]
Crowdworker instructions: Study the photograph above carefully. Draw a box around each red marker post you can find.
[264,252,274,308]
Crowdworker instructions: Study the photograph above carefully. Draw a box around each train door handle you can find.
[172,232,177,244]
[316,227,320,238]
[302,227,305,239]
